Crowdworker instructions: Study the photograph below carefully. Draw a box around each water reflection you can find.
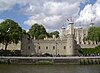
[0,64,100,73]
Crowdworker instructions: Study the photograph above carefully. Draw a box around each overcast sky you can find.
[0,0,99,32]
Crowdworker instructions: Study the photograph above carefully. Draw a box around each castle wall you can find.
[21,34,76,56]
[32,40,67,56]
[80,44,98,48]
[66,34,75,56]
[21,35,36,56]
[0,42,21,50]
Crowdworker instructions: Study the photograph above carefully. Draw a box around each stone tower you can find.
[66,22,75,56]
[21,34,36,56]
[60,25,66,39]
[67,22,74,35]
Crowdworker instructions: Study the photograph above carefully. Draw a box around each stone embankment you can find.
[0,56,100,65]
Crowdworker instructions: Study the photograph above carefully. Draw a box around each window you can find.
[53,46,55,49]
[46,46,48,49]
[96,41,97,44]
[84,42,86,44]
[39,46,41,49]
[64,46,66,49]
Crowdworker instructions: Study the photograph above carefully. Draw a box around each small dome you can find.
[69,22,74,24]
[89,23,94,27]
[61,26,65,29]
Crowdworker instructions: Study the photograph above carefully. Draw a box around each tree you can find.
[0,19,23,50]
[48,31,59,38]
[28,23,60,39]
[86,27,100,42]
[28,23,47,39]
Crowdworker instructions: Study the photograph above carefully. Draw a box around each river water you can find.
[0,64,100,73]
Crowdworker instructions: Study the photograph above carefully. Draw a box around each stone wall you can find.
[80,44,98,48]
[0,42,21,50]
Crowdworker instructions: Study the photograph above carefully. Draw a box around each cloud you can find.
[75,4,96,27]
[76,0,100,27]
[1,0,92,31]
[0,0,28,12]
[0,19,4,23]
[23,0,83,31]
[0,0,14,11]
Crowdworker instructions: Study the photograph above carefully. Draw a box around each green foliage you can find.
[28,23,60,39]
[86,27,100,42]
[48,31,59,38]
[95,45,100,53]
[0,19,23,50]
[78,45,100,54]
[28,23,47,39]
[0,49,21,56]
[38,34,47,39]
[95,45,100,49]
[79,48,96,54]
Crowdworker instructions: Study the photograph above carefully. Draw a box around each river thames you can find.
[0,64,100,73]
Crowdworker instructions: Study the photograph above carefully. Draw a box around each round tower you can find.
[66,34,75,56]
[66,22,75,56]
[60,25,66,39]
[21,34,36,56]
[67,22,74,35]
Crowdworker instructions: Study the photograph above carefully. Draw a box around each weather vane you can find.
[67,17,73,23]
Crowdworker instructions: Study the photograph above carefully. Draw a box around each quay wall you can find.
[0,57,100,65]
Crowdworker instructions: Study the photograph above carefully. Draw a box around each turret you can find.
[66,21,75,56]
[89,22,95,27]
[66,34,75,56]
[61,24,65,33]
[67,22,74,35]
[21,34,36,56]
[60,25,66,39]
